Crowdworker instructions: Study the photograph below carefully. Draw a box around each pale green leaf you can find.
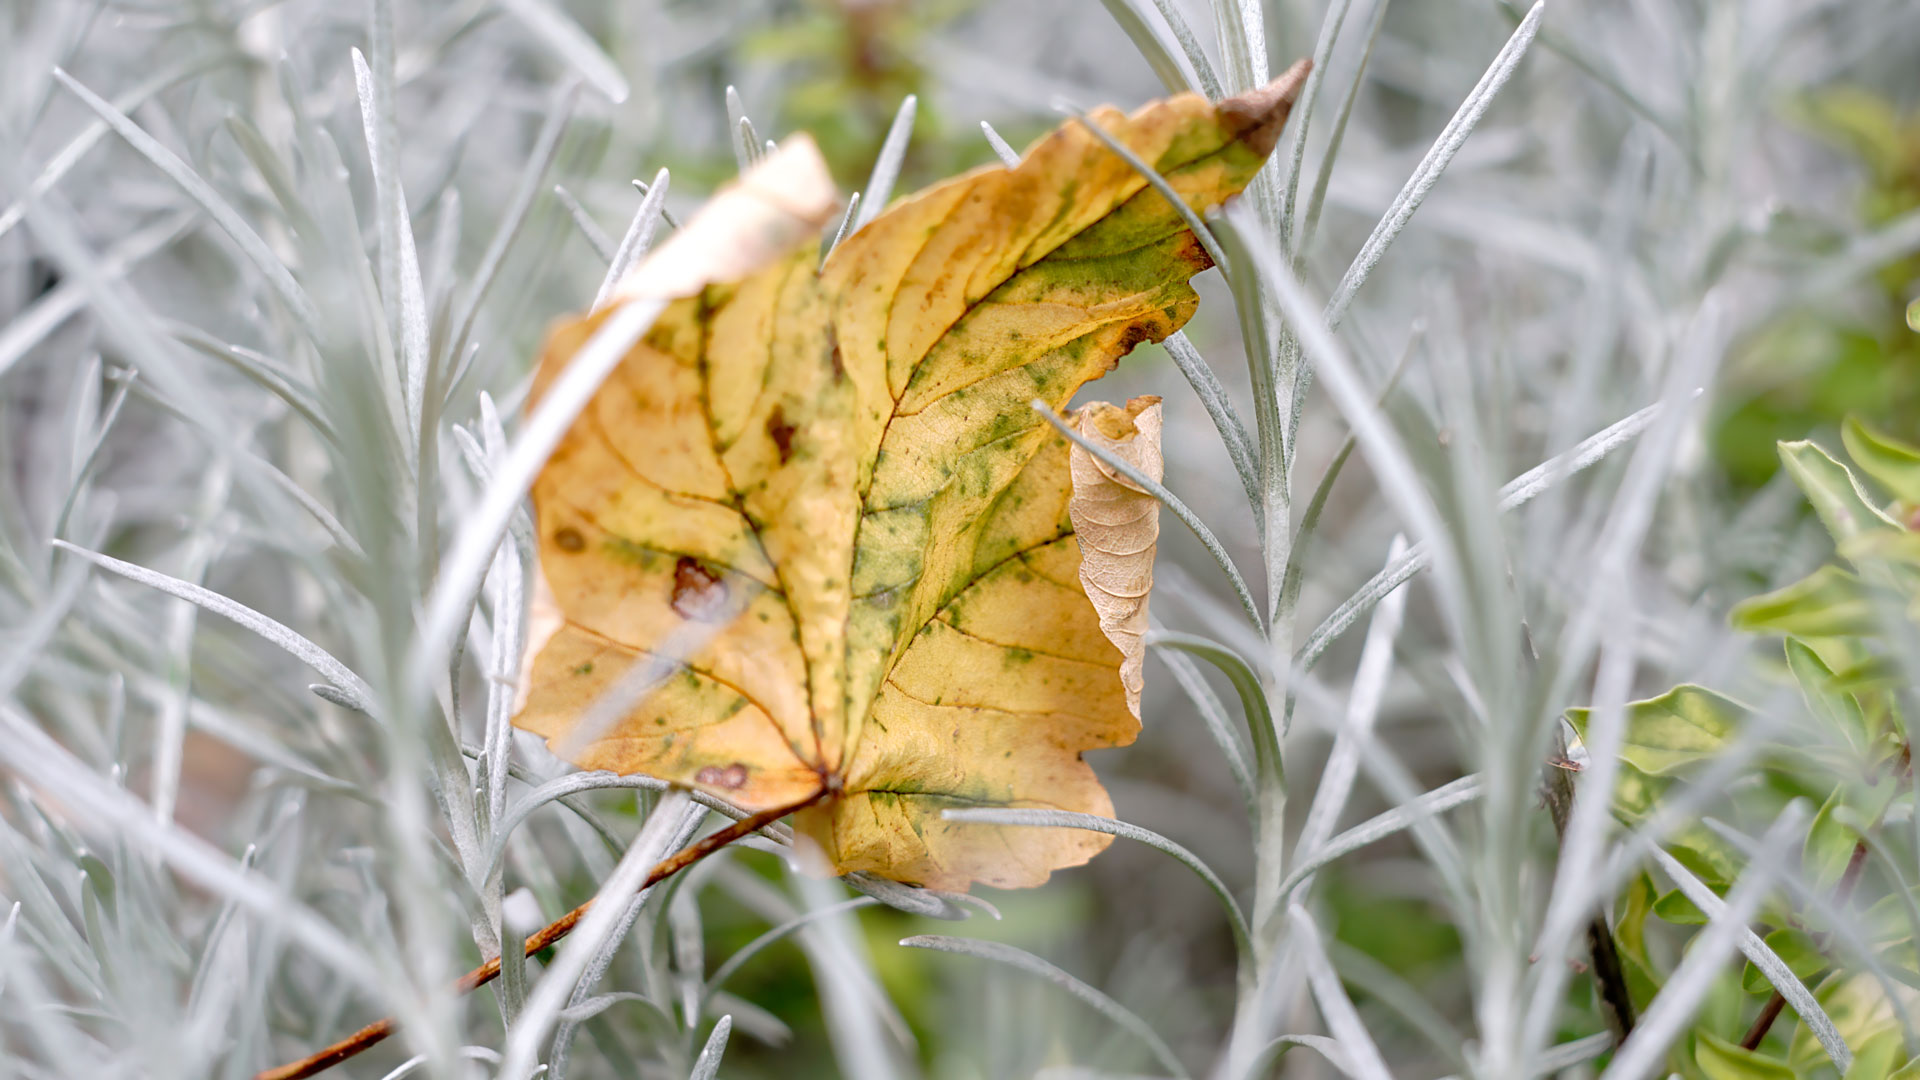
[1786,637,1872,752]
[1652,888,1709,925]
[1804,786,1859,893]
[1842,416,1920,506]
[1565,684,1746,775]
[1779,439,1902,545]
[1696,1030,1796,1080]
[1732,565,1880,638]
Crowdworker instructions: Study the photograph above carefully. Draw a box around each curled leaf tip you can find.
[1219,58,1313,158]
[1069,398,1164,720]
[609,135,837,304]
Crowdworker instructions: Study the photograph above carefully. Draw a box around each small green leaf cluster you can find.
[1576,420,1920,1080]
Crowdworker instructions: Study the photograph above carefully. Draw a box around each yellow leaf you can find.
[516,71,1304,889]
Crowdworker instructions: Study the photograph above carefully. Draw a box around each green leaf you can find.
[1839,528,1920,572]
[1611,762,1669,824]
[1791,973,1909,1073]
[1615,873,1655,952]
[1668,827,1745,890]
[1741,928,1828,994]
[1778,439,1902,545]
[1566,685,1746,775]
[1844,1030,1905,1080]
[1831,653,1904,693]
[1732,565,1880,638]
[1843,416,1920,506]
[1615,873,1662,1012]
[1794,89,1909,178]
[1654,888,1710,925]
[1695,1030,1797,1080]
[1785,637,1872,752]
[1861,887,1920,944]
[1805,787,1861,892]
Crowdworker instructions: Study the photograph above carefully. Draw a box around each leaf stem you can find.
[253,790,824,1080]
[1541,732,1636,1045]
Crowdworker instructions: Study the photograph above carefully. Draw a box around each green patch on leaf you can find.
[1732,565,1880,638]
[1566,685,1747,775]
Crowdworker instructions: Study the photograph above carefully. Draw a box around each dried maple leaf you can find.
[517,69,1304,890]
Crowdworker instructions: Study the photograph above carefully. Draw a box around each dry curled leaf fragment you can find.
[516,69,1306,890]
[1068,397,1164,720]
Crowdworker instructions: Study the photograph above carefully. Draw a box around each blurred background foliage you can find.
[1714,90,1920,491]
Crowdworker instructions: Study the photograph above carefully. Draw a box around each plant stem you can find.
[1740,838,1871,1051]
[1541,739,1637,1044]
[254,791,823,1080]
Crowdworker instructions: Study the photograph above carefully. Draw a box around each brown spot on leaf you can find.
[554,527,586,553]
[767,406,797,464]
[671,557,728,620]
[695,763,750,789]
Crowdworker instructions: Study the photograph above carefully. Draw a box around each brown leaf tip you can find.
[1219,58,1313,159]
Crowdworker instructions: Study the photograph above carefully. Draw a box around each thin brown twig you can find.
[255,790,825,1080]
[1542,732,1637,1044]
[1740,838,1871,1051]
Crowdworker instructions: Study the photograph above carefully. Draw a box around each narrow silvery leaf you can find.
[1290,905,1395,1080]
[594,168,671,311]
[445,79,580,368]
[943,807,1250,964]
[0,212,192,381]
[854,95,917,229]
[1297,0,1390,258]
[54,541,376,712]
[497,791,694,1080]
[1322,1,1545,330]
[1164,332,1260,514]
[1603,809,1838,1080]
[1296,398,1669,674]
[1276,0,1358,252]
[981,121,1020,167]
[495,0,630,102]
[1279,775,1481,897]
[1094,0,1194,94]
[553,184,616,263]
[1156,638,1256,813]
[50,69,323,339]
[690,1016,734,1080]
[1644,842,1848,1071]
[902,936,1189,1078]
[726,86,756,172]
[822,191,862,265]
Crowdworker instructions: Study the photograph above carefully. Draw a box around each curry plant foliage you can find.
[2,0,1917,1079]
